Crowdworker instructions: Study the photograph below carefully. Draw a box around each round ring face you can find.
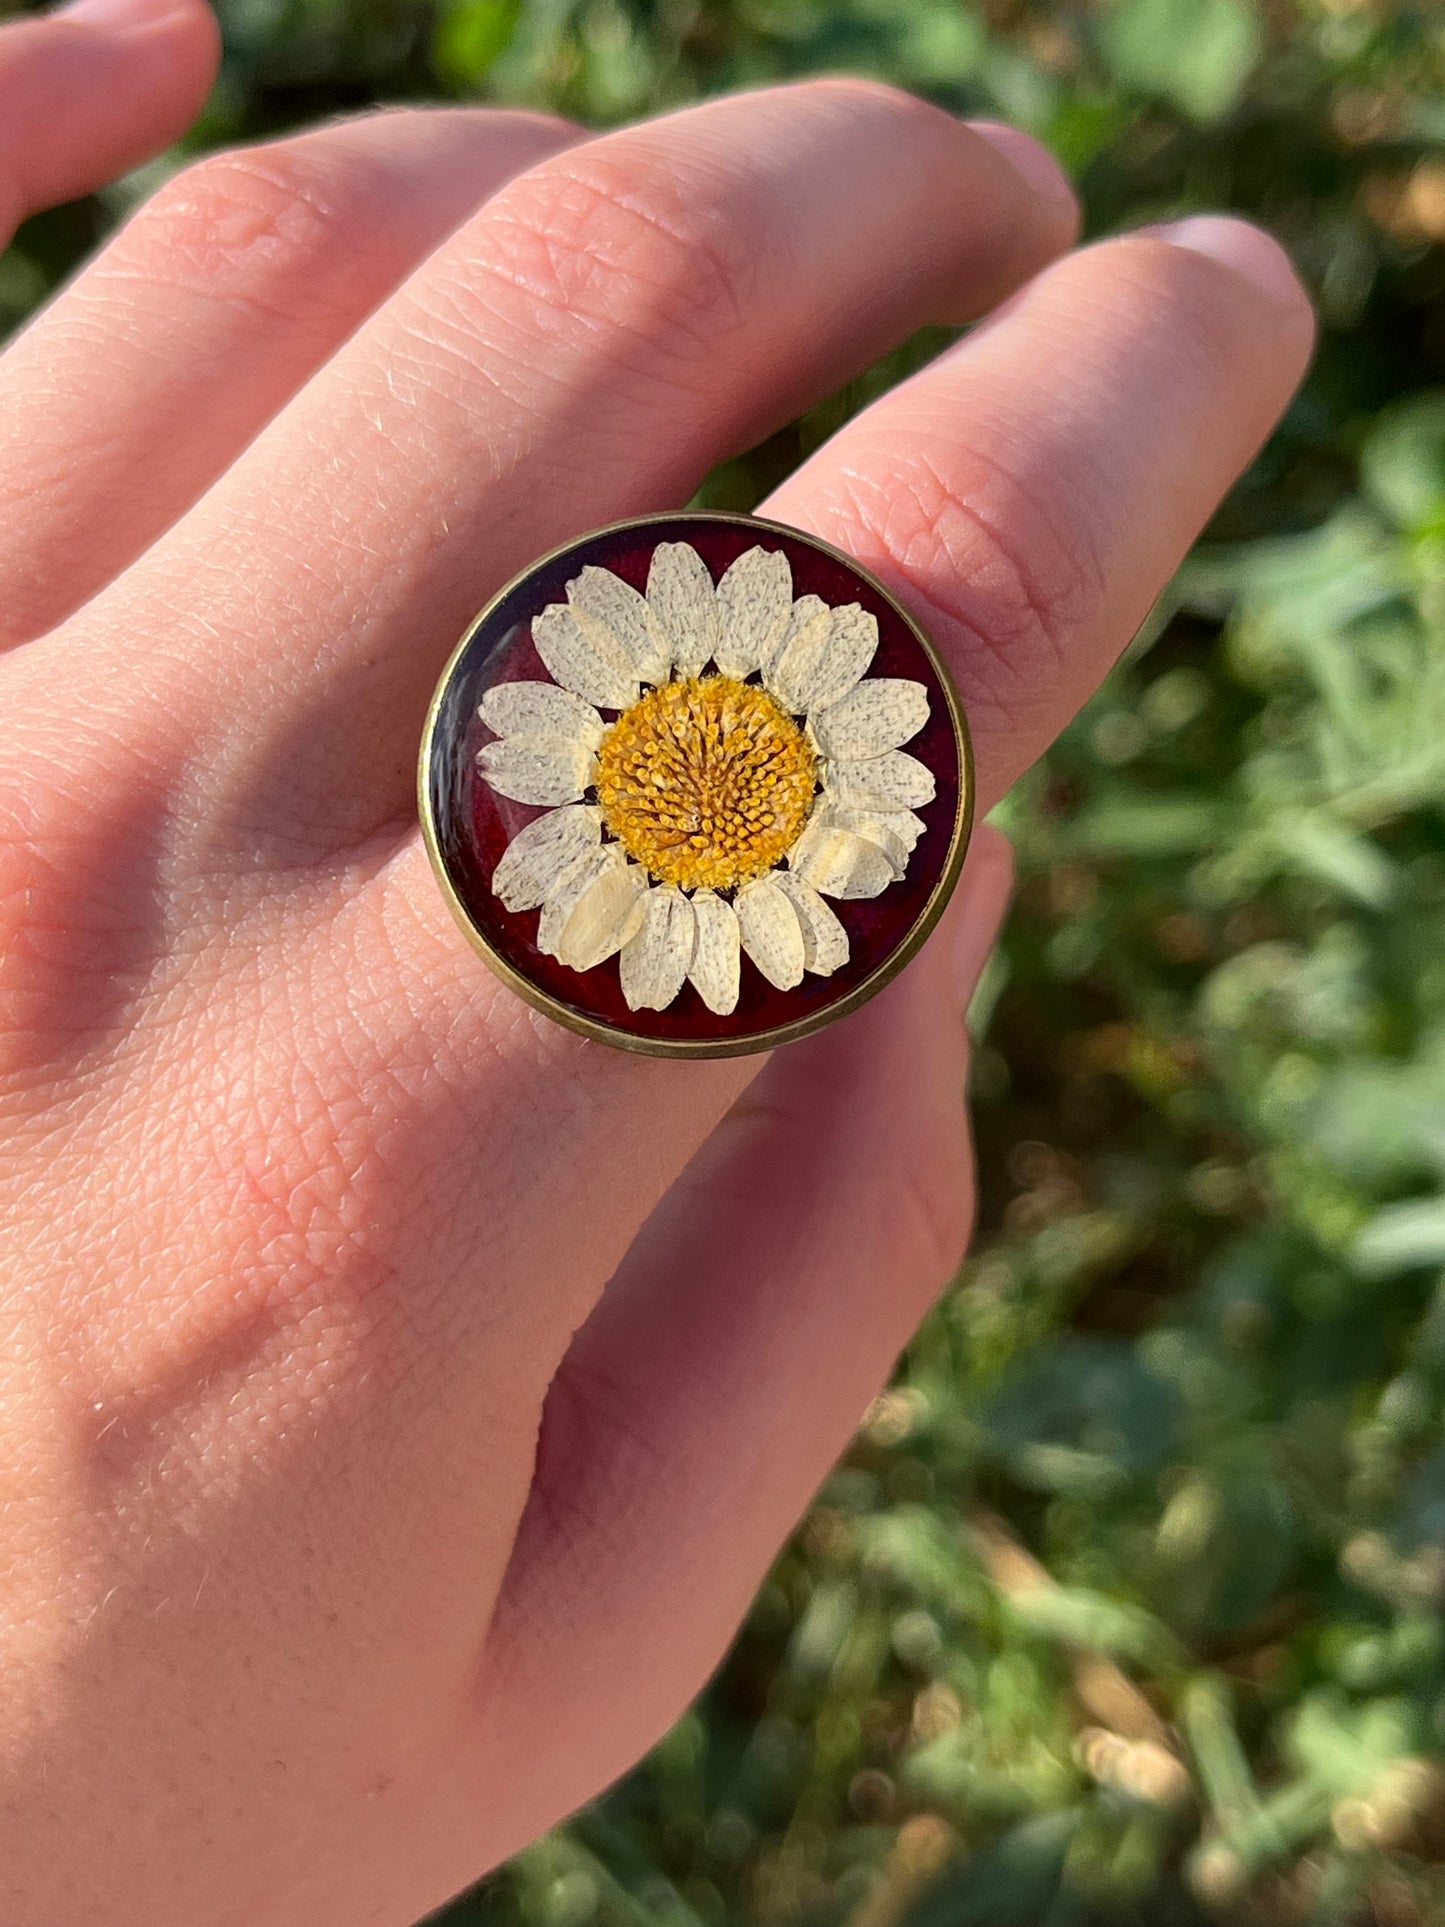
[420,513,972,1058]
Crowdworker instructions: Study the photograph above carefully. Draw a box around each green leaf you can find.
[1099,0,1262,122]
[897,3,987,85]
[432,0,520,91]
[1362,392,1445,536]
[1182,1676,1266,1832]
[1352,1197,1445,1278]
[982,1340,1181,1493]
[1068,792,1225,858]
[1003,1585,1184,1671]
[1284,1689,1419,1797]
[1156,1468,1299,1636]
[1269,815,1398,909]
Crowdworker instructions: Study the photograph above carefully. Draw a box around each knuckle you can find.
[114,134,401,324]
[475,145,761,359]
[827,442,1105,697]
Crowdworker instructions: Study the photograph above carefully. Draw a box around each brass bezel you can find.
[418,510,975,1060]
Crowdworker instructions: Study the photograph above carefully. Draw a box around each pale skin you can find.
[0,0,1315,1918]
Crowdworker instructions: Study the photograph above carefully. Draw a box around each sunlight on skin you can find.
[0,11,1313,1921]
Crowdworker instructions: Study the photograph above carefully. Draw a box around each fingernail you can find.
[951,822,1014,1006]
[1149,214,1307,311]
[965,120,1078,225]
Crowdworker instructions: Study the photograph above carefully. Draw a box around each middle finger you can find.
[47,79,1076,862]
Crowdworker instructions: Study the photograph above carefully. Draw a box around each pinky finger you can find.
[0,0,218,246]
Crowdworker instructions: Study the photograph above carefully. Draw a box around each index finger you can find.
[0,0,218,248]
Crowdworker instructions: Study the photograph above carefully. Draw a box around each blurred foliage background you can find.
[5,0,1445,1921]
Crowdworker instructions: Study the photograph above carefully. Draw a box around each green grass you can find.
[6,0,1445,1920]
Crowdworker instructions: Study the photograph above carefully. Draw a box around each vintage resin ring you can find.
[419,512,973,1058]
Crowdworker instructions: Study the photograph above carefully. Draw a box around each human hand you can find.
[0,5,1314,1920]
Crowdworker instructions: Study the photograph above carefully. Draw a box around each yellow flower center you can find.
[594,675,817,892]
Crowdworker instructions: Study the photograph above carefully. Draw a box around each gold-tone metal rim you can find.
[418,509,975,1060]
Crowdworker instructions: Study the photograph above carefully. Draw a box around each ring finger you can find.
[358,210,1310,1351]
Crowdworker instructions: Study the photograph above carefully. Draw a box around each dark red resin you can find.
[425,516,965,1047]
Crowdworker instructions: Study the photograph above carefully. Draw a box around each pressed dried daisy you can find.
[476,540,933,1014]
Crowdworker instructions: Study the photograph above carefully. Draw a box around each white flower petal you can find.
[831,803,925,854]
[533,603,638,710]
[620,886,696,1011]
[714,546,792,679]
[537,846,618,958]
[567,565,668,683]
[491,804,602,912]
[808,803,921,880]
[797,603,878,711]
[810,678,930,758]
[646,542,718,679]
[823,750,936,811]
[772,872,848,976]
[479,680,605,750]
[768,603,835,713]
[761,594,827,695]
[687,889,741,1015]
[787,818,897,900]
[477,737,596,807]
[734,875,806,990]
[832,801,920,878]
[555,857,649,972]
